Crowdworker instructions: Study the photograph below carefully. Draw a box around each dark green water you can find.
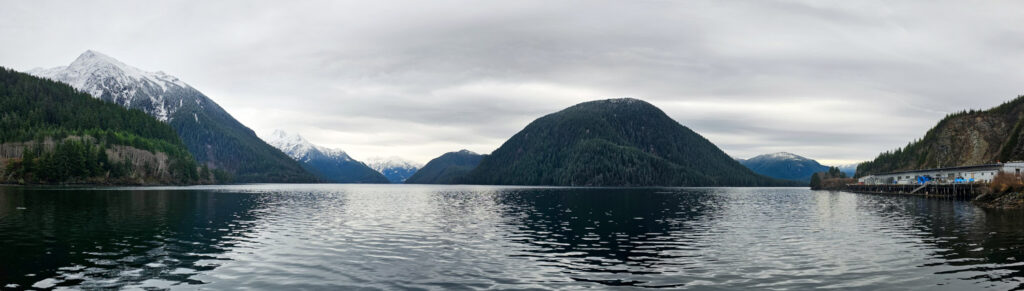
[1,185,1023,290]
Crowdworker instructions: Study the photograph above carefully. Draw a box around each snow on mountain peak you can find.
[764,152,804,161]
[28,50,192,122]
[265,130,352,162]
[56,50,187,91]
[266,130,314,160]
[270,129,310,145]
[72,50,127,69]
[365,157,423,173]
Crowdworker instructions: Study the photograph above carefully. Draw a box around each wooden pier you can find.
[845,183,981,199]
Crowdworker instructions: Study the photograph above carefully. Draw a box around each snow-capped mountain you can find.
[30,50,191,122]
[27,50,314,182]
[265,130,388,183]
[738,152,829,182]
[365,157,422,183]
[266,130,353,162]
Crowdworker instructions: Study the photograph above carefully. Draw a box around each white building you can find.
[858,162,1024,185]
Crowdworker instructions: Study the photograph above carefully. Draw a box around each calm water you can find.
[2,185,1024,290]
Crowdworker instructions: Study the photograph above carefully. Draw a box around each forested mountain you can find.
[738,152,830,182]
[0,67,213,184]
[29,50,314,183]
[265,130,388,183]
[858,95,1024,177]
[464,98,794,186]
[365,157,422,183]
[405,150,483,184]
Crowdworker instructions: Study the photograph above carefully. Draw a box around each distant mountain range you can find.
[737,152,830,182]
[265,130,388,183]
[405,150,483,184]
[12,51,860,187]
[463,98,795,186]
[28,50,314,183]
[365,157,422,183]
[858,96,1024,177]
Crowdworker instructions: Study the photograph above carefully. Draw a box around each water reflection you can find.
[493,188,724,288]
[851,193,1024,289]
[3,185,1024,290]
[0,187,266,289]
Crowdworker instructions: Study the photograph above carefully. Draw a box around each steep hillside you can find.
[858,96,1024,177]
[0,67,211,184]
[29,50,314,182]
[739,152,830,182]
[405,150,483,184]
[265,130,388,183]
[464,98,792,186]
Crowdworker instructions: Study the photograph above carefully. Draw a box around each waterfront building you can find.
[858,162,1024,185]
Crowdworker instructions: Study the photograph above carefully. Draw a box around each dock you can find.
[845,183,982,199]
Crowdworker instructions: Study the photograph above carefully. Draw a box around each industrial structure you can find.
[857,161,1024,185]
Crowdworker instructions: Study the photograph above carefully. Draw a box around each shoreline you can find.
[834,185,1024,209]
[972,192,1024,209]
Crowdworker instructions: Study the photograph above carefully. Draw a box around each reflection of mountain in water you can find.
[4,185,1024,290]
[492,188,724,288]
[0,188,266,289]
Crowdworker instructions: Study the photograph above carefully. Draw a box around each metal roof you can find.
[873,163,1005,176]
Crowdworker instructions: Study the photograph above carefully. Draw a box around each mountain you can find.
[365,157,422,183]
[405,150,484,184]
[265,130,388,183]
[738,152,829,182]
[833,163,859,177]
[464,98,793,186]
[0,67,209,184]
[28,50,314,182]
[858,95,1024,177]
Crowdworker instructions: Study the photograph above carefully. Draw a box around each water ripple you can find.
[2,185,1024,289]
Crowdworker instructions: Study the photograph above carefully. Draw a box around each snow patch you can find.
[757,152,806,161]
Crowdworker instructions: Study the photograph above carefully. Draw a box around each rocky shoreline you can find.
[972,192,1024,209]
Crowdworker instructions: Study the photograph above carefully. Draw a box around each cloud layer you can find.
[3,0,1023,164]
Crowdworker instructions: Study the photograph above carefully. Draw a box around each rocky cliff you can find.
[858,96,1024,176]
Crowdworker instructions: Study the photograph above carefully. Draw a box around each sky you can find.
[2,0,1024,165]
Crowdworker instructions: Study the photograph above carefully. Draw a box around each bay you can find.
[1,185,1023,290]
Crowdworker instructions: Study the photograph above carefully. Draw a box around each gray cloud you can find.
[2,0,1023,164]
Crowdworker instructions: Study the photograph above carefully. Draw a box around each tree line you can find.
[0,66,215,184]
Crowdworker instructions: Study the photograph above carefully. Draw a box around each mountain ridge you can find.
[464,98,795,186]
[265,130,388,183]
[858,96,1024,177]
[28,50,314,182]
[405,150,483,184]
[365,156,422,183]
[738,152,829,182]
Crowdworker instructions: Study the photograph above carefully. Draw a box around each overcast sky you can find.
[3,0,1024,165]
